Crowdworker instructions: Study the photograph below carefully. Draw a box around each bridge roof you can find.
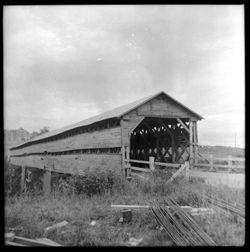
[10,91,203,150]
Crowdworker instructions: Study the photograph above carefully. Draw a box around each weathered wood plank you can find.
[154,161,181,168]
[121,145,126,173]
[189,121,193,168]
[120,119,129,147]
[5,241,27,246]
[177,118,190,133]
[121,116,144,147]
[10,127,121,156]
[10,154,122,175]
[43,170,51,195]
[135,97,198,119]
[193,121,198,165]
[12,236,61,247]
[20,166,26,193]
[111,205,215,216]
[166,163,187,184]
[126,159,150,164]
[111,204,150,209]
[149,156,155,171]
[125,159,181,168]
[130,166,152,173]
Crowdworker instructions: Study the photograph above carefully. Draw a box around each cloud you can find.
[4,5,244,147]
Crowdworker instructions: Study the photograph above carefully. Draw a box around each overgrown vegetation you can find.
[5,164,245,246]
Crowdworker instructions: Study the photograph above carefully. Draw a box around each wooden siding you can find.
[121,115,144,147]
[135,96,197,120]
[9,93,202,176]
[119,95,197,148]
[10,127,121,156]
[10,154,122,175]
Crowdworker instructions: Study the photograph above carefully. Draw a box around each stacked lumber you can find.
[149,197,216,246]
[111,204,215,216]
[201,194,245,223]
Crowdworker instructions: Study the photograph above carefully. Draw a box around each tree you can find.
[39,126,50,135]
[30,126,50,139]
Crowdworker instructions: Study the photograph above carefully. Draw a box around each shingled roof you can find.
[10,91,203,149]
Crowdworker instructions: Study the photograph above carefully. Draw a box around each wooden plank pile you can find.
[200,194,245,223]
[111,204,215,216]
[149,197,216,246]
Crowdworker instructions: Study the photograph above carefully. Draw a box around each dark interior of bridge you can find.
[130,117,190,167]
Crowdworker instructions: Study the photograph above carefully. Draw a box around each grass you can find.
[5,167,245,246]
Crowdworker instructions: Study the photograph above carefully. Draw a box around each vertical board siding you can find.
[121,115,144,147]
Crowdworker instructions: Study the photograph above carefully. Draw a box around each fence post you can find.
[228,155,233,173]
[209,154,213,171]
[184,161,190,180]
[126,147,130,162]
[149,156,155,171]
[194,144,198,166]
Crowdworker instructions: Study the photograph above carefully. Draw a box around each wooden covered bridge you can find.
[9,91,203,193]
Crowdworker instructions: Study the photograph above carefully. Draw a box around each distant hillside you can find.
[198,145,245,158]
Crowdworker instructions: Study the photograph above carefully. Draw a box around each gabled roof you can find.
[10,91,203,149]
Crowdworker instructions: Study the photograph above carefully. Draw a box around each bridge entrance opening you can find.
[129,117,190,167]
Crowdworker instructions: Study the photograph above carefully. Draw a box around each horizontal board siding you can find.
[136,102,151,114]
[136,97,195,119]
[10,154,122,175]
[10,127,121,156]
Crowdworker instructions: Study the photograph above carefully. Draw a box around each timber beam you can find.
[156,118,178,162]
[177,118,190,133]
[142,121,167,148]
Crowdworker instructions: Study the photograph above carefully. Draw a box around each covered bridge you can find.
[9,91,203,191]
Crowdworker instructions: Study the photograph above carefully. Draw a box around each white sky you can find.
[4,5,245,147]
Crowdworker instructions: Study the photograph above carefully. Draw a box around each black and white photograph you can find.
[4,5,245,246]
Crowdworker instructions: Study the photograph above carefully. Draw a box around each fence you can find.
[193,154,245,173]
[122,146,190,183]
[121,146,245,185]
[124,157,190,184]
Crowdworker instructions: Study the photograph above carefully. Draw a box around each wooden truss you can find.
[130,117,198,166]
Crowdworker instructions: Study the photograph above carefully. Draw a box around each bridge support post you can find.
[121,146,126,176]
[43,169,51,195]
[189,120,194,169]
[193,121,198,166]
[20,166,26,193]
